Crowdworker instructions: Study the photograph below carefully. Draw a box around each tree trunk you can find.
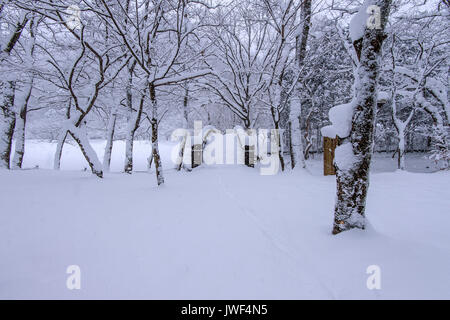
[12,76,34,169]
[12,17,36,169]
[304,110,314,160]
[124,97,144,173]
[176,133,188,171]
[333,0,392,235]
[11,105,26,169]
[397,130,406,170]
[0,14,29,169]
[289,110,306,169]
[274,123,285,171]
[54,102,72,170]
[149,84,164,186]
[124,61,138,174]
[124,124,135,174]
[0,81,16,169]
[148,152,153,171]
[289,0,311,169]
[103,109,117,172]
[68,125,103,178]
[54,130,68,170]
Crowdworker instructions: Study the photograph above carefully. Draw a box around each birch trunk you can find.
[289,0,311,169]
[53,130,67,170]
[12,77,34,169]
[103,108,117,172]
[68,124,103,178]
[289,106,306,169]
[0,81,16,169]
[54,102,72,170]
[150,83,164,186]
[392,102,413,171]
[11,105,26,169]
[124,61,138,174]
[12,17,37,169]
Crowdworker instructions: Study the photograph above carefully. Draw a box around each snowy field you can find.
[0,140,449,299]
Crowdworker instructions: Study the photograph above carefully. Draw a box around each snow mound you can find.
[321,101,355,138]
[334,142,357,170]
[349,1,372,42]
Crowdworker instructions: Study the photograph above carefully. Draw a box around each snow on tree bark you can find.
[54,102,72,170]
[391,92,414,171]
[332,0,392,235]
[68,123,103,178]
[53,130,67,170]
[103,108,117,172]
[124,94,144,174]
[150,84,164,186]
[0,81,16,169]
[0,11,29,169]
[12,15,37,169]
[124,60,138,174]
[289,0,311,170]
[11,99,27,169]
[289,104,306,169]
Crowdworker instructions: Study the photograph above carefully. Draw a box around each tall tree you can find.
[289,0,311,170]
[0,6,29,169]
[330,0,392,234]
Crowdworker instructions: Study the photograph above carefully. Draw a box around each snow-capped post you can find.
[325,0,392,235]
[244,145,255,168]
[191,120,202,169]
[234,126,256,168]
[191,144,202,169]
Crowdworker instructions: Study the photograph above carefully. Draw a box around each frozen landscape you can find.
[1,0,449,301]
[0,141,449,299]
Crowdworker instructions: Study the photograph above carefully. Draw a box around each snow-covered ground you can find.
[0,140,449,299]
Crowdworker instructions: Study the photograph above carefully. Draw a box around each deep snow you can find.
[0,140,449,299]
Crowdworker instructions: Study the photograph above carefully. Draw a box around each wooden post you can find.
[244,145,255,168]
[323,136,338,175]
[191,144,202,169]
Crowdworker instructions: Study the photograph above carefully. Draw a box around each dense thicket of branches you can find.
[0,0,448,180]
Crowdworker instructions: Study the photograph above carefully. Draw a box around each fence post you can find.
[323,136,338,175]
[244,145,255,168]
[191,144,202,169]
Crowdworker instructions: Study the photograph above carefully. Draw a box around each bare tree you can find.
[11,15,40,169]
[201,1,269,129]
[97,0,212,185]
[0,5,29,169]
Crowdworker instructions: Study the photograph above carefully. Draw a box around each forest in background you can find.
[1,0,447,169]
